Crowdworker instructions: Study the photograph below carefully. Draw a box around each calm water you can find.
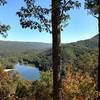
[14,63,40,81]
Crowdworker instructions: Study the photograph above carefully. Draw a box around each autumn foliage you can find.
[62,64,99,100]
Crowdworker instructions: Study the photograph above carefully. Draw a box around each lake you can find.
[14,63,40,81]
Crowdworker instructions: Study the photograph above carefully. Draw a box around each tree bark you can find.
[52,0,62,100]
[98,0,100,92]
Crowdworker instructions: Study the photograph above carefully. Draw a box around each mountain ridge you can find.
[0,40,52,53]
[0,34,98,53]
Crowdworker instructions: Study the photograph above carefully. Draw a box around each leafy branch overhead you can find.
[0,24,10,37]
[0,0,7,5]
[0,0,10,37]
[17,0,80,33]
[85,0,100,18]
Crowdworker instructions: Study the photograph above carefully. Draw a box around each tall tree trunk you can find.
[52,0,62,100]
[98,0,100,92]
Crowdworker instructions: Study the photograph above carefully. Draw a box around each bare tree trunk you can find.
[97,0,100,92]
[52,0,62,100]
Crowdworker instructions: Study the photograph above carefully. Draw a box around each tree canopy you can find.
[85,0,100,18]
[17,0,80,32]
[0,0,10,37]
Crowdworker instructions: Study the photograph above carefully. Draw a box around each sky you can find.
[0,0,98,43]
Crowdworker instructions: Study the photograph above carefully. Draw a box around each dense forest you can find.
[0,34,98,71]
[0,0,100,99]
[0,34,99,99]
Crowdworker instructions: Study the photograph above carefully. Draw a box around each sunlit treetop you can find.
[17,0,81,33]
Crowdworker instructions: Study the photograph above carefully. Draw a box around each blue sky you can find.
[0,0,98,43]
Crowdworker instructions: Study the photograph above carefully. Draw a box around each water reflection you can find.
[14,63,40,81]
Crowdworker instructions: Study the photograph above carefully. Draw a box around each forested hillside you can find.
[0,34,98,72]
[43,34,99,72]
[0,34,98,53]
[0,41,51,53]
[68,34,99,49]
[0,34,99,99]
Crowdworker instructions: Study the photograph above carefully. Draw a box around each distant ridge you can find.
[42,34,99,57]
[0,34,98,53]
[0,41,51,53]
[75,34,99,49]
